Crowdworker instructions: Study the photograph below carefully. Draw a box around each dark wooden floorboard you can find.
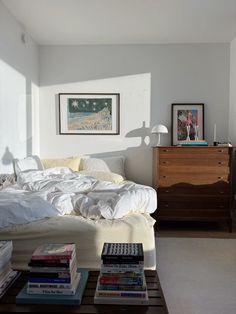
[0,270,169,314]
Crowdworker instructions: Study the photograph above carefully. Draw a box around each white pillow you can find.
[78,170,124,183]
[13,156,43,176]
[80,156,125,177]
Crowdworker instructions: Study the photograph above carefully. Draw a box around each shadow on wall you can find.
[1,146,15,172]
[88,121,157,186]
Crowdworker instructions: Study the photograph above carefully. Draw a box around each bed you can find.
[0,156,157,270]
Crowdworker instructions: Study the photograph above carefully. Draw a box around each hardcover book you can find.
[101,243,144,263]
[31,243,75,261]
[16,269,88,305]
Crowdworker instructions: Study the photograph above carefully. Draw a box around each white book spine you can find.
[27,288,75,295]
[28,282,74,289]
[94,295,149,305]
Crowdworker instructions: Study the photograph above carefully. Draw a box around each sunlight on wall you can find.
[39,73,152,184]
[39,73,151,156]
[0,59,26,172]
[31,82,40,155]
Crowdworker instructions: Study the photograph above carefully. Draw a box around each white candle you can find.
[213,124,216,142]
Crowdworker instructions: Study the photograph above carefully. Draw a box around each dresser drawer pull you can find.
[164,190,170,193]
[162,149,169,152]
[218,176,223,179]
[164,204,169,208]
[162,161,168,164]
[162,176,167,178]
[219,191,225,194]
[217,205,225,209]
[218,161,223,165]
[218,149,224,153]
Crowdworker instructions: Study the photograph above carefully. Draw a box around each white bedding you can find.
[1,167,157,227]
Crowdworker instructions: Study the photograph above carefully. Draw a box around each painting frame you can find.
[171,103,204,145]
[59,93,120,135]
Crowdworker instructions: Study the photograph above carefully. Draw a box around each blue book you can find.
[28,277,71,283]
[16,269,88,305]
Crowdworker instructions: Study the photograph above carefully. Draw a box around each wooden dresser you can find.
[153,146,233,231]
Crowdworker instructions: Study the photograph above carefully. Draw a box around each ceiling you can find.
[2,0,236,45]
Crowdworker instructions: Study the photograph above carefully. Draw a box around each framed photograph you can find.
[171,103,204,145]
[59,93,120,135]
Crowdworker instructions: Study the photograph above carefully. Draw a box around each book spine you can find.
[100,271,143,277]
[99,276,143,285]
[31,256,72,262]
[96,291,146,298]
[27,288,75,295]
[101,264,143,271]
[28,277,72,283]
[28,282,74,289]
[29,271,72,279]
[94,296,148,305]
[28,260,72,268]
[29,266,72,272]
[98,284,146,291]
[102,258,144,264]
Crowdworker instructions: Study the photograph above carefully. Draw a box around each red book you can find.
[31,244,75,261]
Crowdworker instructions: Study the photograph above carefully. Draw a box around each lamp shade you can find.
[151,124,168,134]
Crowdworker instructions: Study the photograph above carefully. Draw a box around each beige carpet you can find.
[156,221,236,238]
[156,237,236,314]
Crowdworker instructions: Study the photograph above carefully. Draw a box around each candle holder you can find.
[186,125,190,140]
[194,125,198,140]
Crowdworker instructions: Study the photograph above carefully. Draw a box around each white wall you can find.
[39,44,230,185]
[0,1,39,173]
[39,73,152,184]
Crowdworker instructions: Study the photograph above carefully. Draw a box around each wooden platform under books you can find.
[0,269,168,314]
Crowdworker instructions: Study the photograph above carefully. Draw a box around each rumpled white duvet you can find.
[0,167,157,228]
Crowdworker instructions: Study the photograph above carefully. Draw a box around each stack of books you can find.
[94,243,148,305]
[16,243,88,305]
[27,243,79,295]
[0,241,20,298]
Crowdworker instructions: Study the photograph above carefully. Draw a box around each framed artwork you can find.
[59,93,120,135]
[171,103,204,145]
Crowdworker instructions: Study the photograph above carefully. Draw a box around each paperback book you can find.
[94,294,149,305]
[27,273,80,295]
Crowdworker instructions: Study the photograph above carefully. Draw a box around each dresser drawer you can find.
[159,166,229,176]
[158,209,231,219]
[158,195,229,210]
[158,184,230,196]
[158,173,230,186]
[158,147,229,159]
[159,159,229,167]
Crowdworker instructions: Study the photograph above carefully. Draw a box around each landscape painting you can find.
[59,93,120,134]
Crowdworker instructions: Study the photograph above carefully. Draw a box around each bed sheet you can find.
[0,213,156,270]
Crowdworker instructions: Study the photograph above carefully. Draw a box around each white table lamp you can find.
[151,124,168,146]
